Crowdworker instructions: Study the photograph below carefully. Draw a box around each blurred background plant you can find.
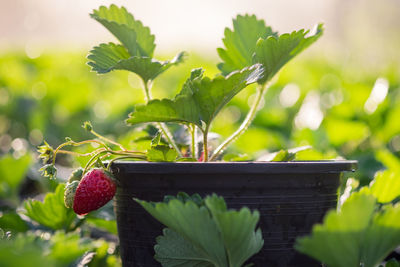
[0,0,399,266]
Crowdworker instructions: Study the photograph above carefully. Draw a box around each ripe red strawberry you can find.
[73,168,116,215]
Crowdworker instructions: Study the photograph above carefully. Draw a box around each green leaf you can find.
[370,170,400,203]
[114,52,185,82]
[24,184,77,230]
[86,217,118,235]
[361,204,400,267]
[146,132,178,162]
[271,150,292,161]
[217,15,322,84]
[0,212,29,233]
[272,146,312,161]
[147,145,178,162]
[205,195,263,267]
[296,191,400,267]
[163,192,204,207]
[91,4,155,57]
[223,153,252,162]
[49,231,93,266]
[0,154,31,199]
[127,64,263,130]
[154,228,214,267]
[254,24,324,84]
[295,191,376,267]
[136,194,263,267]
[136,198,228,266]
[87,43,130,74]
[376,149,400,171]
[0,232,55,267]
[88,43,185,82]
[217,14,277,75]
[324,118,370,146]
[385,259,400,267]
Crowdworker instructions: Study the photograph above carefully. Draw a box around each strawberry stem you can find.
[56,148,105,157]
[106,156,141,172]
[83,150,147,174]
[88,128,127,151]
[202,126,209,162]
[210,83,268,161]
[52,139,108,165]
[142,80,183,157]
[189,124,197,159]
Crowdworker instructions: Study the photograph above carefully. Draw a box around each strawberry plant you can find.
[37,4,323,216]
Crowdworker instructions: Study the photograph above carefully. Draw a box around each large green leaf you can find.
[113,52,185,82]
[376,150,400,171]
[361,204,400,267]
[0,232,55,267]
[49,231,93,266]
[295,192,376,267]
[87,43,130,74]
[296,190,400,267]
[24,184,77,230]
[126,64,263,130]
[205,195,263,267]
[370,170,400,203]
[154,228,214,267]
[0,212,29,232]
[136,198,228,266]
[217,15,323,85]
[217,14,277,75]
[0,154,31,199]
[254,24,324,84]
[91,4,155,57]
[136,194,263,267]
[87,43,185,82]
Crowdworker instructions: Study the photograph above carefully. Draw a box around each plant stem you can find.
[142,80,183,157]
[203,127,209,162]
[52,140,108,165]
[190,124,197,159]
[142,80,153,102]
[57,148,106,157]
[106,156,138,172]
[83,150,146,173]
[89,129,127,151]
[210,83,268,161]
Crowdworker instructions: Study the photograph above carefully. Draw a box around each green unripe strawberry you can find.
[68,168,84,183]
[64,181,79,208]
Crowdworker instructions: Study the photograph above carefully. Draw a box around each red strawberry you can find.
[73,168,116,215]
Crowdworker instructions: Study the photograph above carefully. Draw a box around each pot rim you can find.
[110,160,357,174]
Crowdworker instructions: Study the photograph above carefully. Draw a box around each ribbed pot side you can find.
[112,161,357,267]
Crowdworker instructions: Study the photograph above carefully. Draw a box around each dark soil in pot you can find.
[111,161,357,267]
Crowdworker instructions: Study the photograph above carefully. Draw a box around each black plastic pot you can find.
[111,161,357,267]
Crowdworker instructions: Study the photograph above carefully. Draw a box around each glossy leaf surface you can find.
[127,64,263,130]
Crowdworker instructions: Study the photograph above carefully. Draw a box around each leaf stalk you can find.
[210,83,268,161]
[142,80,183,157]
